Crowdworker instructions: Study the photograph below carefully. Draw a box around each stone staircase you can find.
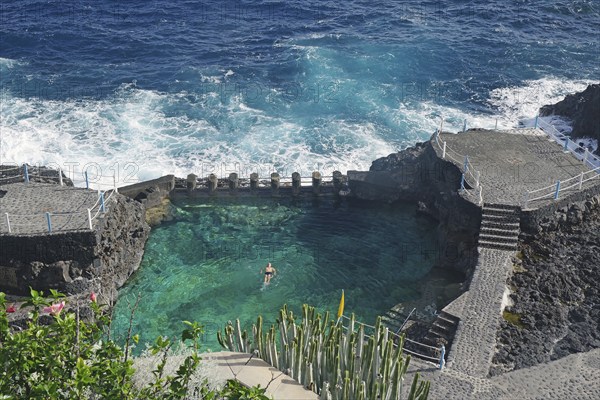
[421,311,460,355]
[478,203,521,251]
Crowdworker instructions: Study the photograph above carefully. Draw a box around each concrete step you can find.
[482,208,520,218]
[483,221,520,230]
[437,311,460,325]
[481,214,520,224]
[478,233,519,244]
[483,203,521,212]
[480,227,519,237]
[478,240,518,251]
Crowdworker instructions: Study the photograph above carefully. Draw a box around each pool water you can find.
[111,197,448,353]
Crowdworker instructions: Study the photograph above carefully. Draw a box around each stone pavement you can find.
[404,347,600,399]
[0,182,103,234]
[432,129,599,206]
[133,351,319,399]
[446,248,514,378]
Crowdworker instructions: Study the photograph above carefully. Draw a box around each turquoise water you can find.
[111,198,443,352]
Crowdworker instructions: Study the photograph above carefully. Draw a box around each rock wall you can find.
[347,140,481,276]
[0,194,150,303]
[539,83,600,154]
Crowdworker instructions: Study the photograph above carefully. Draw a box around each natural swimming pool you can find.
[111,197,458,353]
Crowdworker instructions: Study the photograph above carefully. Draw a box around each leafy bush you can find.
[0,290,270,400]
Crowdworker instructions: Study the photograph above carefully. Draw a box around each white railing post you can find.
[113,171,118,193]
[462,119,467,132]
[442,141,447,159]
[463,155,469,173]
[85,171,90,189]
[5,213,11,234]
[583,149,589,165]
[495,118,498,130]
[439,345,445,370]
[460,173,466,191]
[46,212,52,233]
[554,180,561,200]
[24,164,29,183]
[87,209,93,230]
[579,172,584,190]
[475,170,481,188]
[563,138,569,152]
[439,116,444,134]
[534,115,539,129]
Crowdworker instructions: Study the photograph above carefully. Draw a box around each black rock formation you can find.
[539,84,600,154]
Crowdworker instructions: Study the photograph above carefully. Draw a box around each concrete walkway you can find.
[133,351,319,399]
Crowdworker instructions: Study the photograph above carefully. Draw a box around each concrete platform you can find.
[0,182,102,235]
[433,129,600,207]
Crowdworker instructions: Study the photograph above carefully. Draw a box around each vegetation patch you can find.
[502,310,525,329]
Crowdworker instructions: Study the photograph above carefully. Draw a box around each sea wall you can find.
[347,140,481,276]
[0,195,149,302]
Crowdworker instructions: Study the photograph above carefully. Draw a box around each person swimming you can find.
[261,262,276,283]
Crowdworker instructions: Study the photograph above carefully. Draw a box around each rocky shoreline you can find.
[491,195,600,376]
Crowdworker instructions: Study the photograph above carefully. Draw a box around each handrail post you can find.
[85,171,89,189]
[460,173,466,191]
[439,116,444,133]
[463,155,469,173]
[58,168,63,186]
[5,213,11,234]
[46,212,52,233]
[554,180,561,200]
[583,149,589,165]
[113,171,118,193]
[579,172,584,190]
[87,209,93,230]
[563,138,569,152]
[462,119,467,132]
[439,345,445,370]
[475,170,481,188]
[100,191,106,212]
[495,118,498,130]
[534,115,539,129]
[24,164,29,183]
[442,141,447,159]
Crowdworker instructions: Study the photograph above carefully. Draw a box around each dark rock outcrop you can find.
[348,140,480,277]
[491,194,600,375]
[0,194,150,305]
[539,84,600,154]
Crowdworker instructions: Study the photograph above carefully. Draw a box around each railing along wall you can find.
[1,164,118,235]
[340,315,446,370]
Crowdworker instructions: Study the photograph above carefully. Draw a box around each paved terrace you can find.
[433,128,600,207]
[0,182,103,235]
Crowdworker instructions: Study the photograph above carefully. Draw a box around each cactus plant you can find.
[218,304,430,399]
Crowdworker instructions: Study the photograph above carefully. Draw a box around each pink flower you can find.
[6,304,16,313]
[90,292,97,303]
[43,301,65,315]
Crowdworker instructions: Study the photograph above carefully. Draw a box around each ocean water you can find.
[1,0,598,180]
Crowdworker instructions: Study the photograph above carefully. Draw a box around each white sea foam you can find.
[2,74,597,185]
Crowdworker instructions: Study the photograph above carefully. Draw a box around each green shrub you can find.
[0,290,269,400]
